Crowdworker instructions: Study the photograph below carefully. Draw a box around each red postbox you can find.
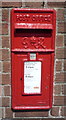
[11,9,56,110]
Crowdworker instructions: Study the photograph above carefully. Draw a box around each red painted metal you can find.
[11,8,56,110]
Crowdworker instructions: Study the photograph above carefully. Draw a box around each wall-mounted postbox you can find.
[11,9,56,110]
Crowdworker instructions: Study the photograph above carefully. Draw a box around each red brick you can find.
[47,2,65,8]
[64,47,66,57]
[12,118,65,120]
[54,85,61,95]
[0,1,2,7]
[64,3,66,9]
[0,36,2,48]
[3,61,11,73]
[64,60,66,71]
[15,111,49,117]
[0,86,2,96]
[2,97,10,107]
[0,97,2,107]
[64,35,66,47]
[56,61,62,71]
[23,0,44,1]
[55,72,65,83]
[2,49,10,61]
[54,96,66,106]
[57,9,64,21]
[56,48,65,59]
[0,49,2,60]
[0,8,1,14]
[4,86,11,96]
[2,1,22,7]
[0,23,2,34]
[0,10,2,22]
[56,35,64,47]
[0,74,2,84]
[5,108,13,118]
[61,85,66,95]
[47,0,65,1]
[2,36,10,48]
[61,106,66,116]
[50,107,59,116]
[0,61,2,72]
[2,23,8,35]
[58,22,66,33]
[2,74,11,85]
[25,2,44,8]
[2,8,9,22]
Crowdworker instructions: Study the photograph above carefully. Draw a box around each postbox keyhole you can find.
[20,78,22,80]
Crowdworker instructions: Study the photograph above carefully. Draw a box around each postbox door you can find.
[12,52,54,109]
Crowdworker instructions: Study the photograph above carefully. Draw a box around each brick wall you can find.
[0,0,66,119]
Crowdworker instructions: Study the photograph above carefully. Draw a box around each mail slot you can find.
[11,9,56,110]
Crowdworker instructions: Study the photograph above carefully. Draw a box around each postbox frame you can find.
[11,8,56,110]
